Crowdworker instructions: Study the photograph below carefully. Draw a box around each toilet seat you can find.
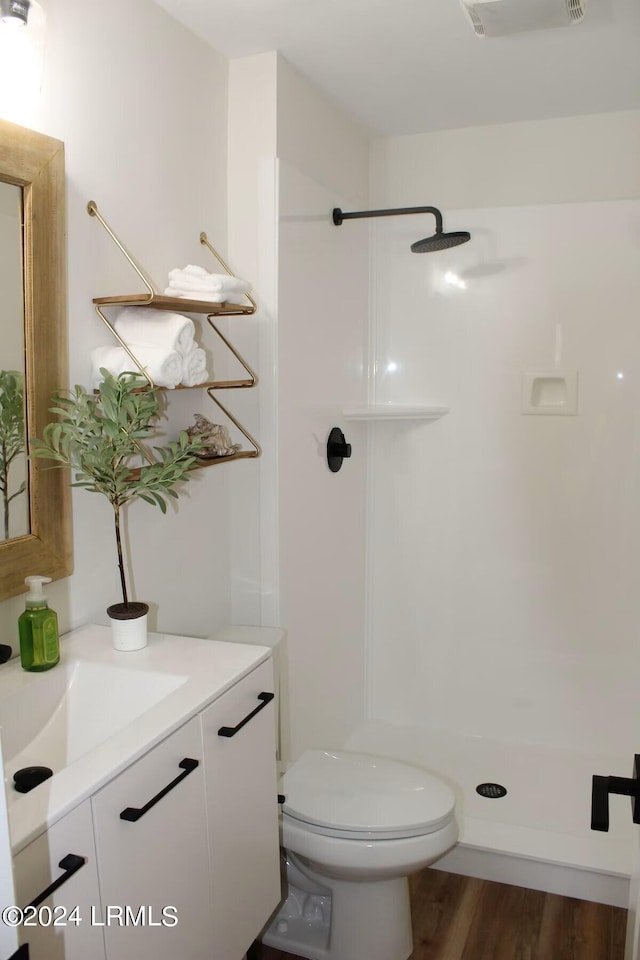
[281,750,456,841]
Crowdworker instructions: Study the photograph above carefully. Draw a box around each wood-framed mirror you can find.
[0,117,72,600]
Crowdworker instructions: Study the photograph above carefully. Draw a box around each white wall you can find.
[226,53,371,758]
[0,0,232,644]
[371,110,640,210]
[367,111,640,755]
[277,57,369,210]
[275,59,371,759]
[226,51,370,628]
[227,52,278,627]
[277,162,369,760]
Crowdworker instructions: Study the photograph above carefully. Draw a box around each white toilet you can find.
[262,748,457,960]
[208,625,458,960]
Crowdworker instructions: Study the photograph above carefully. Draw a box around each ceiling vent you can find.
[460,0,589,37]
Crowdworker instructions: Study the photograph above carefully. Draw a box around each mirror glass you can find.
[0,118,72,601]
[0,181,29,541]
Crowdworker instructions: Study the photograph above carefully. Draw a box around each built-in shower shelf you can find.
[342,404,449,421]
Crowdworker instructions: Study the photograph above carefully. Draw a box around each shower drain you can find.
[476,782,507,799]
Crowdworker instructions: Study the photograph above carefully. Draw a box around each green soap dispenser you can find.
[18,576,60,671]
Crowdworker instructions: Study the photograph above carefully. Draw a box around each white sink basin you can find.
[0,659,187,775]
[0,624,271,854]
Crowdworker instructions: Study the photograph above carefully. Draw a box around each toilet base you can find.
[262,852,413,960]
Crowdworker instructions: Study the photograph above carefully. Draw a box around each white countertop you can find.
[1,624,271,854]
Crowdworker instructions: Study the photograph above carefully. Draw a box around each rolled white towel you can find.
[113,307,195,356]
[163,287,244,304]
[167,269,250,295]
[91,344,183,390]
[181,347,209,387]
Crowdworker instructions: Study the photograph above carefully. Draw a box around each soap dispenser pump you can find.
[18,576,60,672]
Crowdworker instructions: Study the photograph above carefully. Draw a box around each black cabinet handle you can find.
[591,754,640,832]
[218,691,275,738]
[26,854,86,909]
[8,945,30,959]
[120,758,199,822]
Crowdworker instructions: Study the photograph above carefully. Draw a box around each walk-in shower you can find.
[332,205,471,252]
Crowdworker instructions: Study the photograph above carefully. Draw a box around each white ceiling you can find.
[153,0,640,136]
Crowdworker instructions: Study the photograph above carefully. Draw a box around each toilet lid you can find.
[281,750,455,837]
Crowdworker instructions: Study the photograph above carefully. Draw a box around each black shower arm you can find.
[332,205,444,232]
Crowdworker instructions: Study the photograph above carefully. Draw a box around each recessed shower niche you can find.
[521,370,579,415]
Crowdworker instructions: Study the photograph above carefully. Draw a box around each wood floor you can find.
[259,867,627,960]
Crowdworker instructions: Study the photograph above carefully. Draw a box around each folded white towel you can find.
[91,345,183,390]
[181,348,209,387]
[167,268,250,295]
[180,264,209,277]
[113,307,195,356]
[164,287,245,304]
[168,277,249,297]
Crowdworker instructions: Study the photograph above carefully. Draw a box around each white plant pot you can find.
[107,602,149,651]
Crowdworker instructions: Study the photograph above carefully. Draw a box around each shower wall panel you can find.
[369,199,640,755]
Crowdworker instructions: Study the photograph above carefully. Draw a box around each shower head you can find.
[411,230,471,253]
[332,205,471,253]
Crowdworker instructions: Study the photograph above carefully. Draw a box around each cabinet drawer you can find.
[91,715,213,960]
[13,800,105,960]
[201,659,281,960]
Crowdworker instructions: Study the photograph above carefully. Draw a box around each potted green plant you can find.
[30,369,206,650]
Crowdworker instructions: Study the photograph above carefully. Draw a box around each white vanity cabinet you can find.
[201,659,281,960]
[12,800,105,960]
[91,715,213,960]
[7,635,281,960]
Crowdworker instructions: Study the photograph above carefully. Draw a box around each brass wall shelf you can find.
[87,200,260,466]
[92,293,255,317]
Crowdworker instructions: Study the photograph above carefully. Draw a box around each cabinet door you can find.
[91,716,213,960]
[201,659,281,960]
[0,734,19,960]
[13,800,105,960]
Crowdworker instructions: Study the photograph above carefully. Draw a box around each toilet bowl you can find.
[262,749,457,960]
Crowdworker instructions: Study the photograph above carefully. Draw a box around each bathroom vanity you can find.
[0,625,281,960]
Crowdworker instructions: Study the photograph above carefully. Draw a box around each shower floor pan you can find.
[344,722,632,908]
